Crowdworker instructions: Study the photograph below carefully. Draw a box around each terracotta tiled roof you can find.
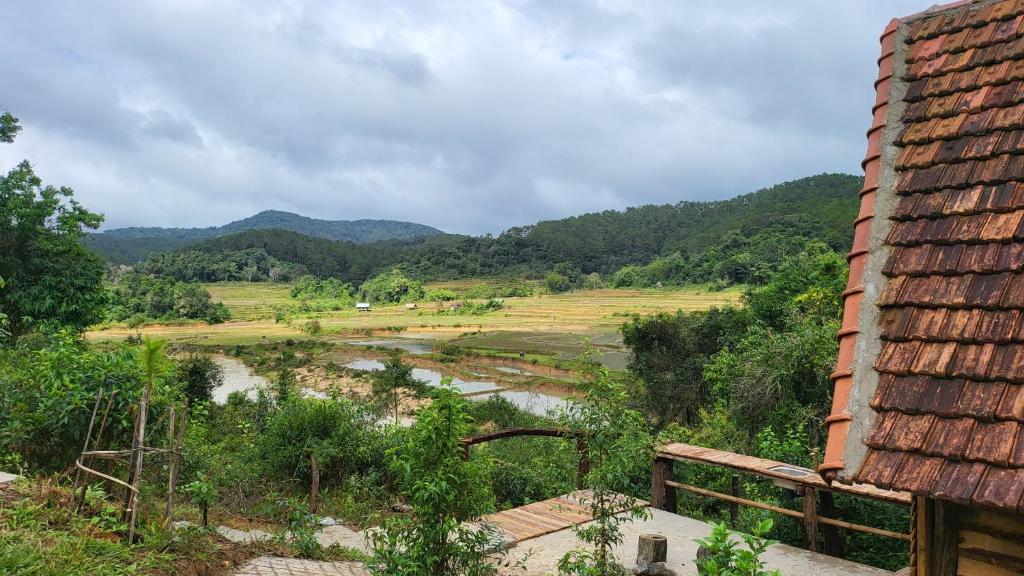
[822,0,1024,513]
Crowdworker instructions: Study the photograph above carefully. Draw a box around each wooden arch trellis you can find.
[458,427,590,490]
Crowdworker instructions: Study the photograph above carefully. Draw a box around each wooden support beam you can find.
[730,475,740,529]
[820,490,844,558]
[929,499,958,576]
[916,497,929,576]
[803,487,819,553]
[651,458,677,513]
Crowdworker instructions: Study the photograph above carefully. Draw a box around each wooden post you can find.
[928,499,958,576]
[636,533,668,566]
[576,436,590,490]
[802,486,819,553]
[650,457,676,513]
[916,496,928,576]
[309,454,320,514]
[820,490,844,558]
[730,475,740,529]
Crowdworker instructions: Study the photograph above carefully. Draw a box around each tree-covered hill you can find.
[137,173,863,285]
[84,209,444,264]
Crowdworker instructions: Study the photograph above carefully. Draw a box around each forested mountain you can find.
[84,209,443,263]
[136,174,862,285]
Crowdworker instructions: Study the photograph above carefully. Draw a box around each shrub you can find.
[298,319,323,335]
[175,354,224,405]
[181,473,218,528]
[0,329,168,471]
[258,397,385,488]
[368,381,511,576]
[425,289,457,302]
[545,273,571,293]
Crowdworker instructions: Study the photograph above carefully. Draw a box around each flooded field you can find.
[344,338,435,355]
[448,331,630,370]
[344,359,569,417]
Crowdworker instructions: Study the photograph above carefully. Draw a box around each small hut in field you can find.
[822,2,1024,574]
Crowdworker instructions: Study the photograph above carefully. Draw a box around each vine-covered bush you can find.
[0,329,174,471]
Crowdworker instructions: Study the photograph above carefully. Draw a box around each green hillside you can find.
[84,209,443,263]
[136,173,862,285]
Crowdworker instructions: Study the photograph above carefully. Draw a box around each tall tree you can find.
[0,112,107,338]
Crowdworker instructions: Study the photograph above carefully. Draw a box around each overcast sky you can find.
[1,1,932,234]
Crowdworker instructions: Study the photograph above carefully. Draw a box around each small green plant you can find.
[367,379,521,576]
[276,366,296,404]
[181,473,218,528]
[82,485,127,533]
[694,519,781,576]
[370,351,426,426]
[273,496,323,558]
[556,368,653,576]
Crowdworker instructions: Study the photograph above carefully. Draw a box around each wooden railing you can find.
[652,444,912,558]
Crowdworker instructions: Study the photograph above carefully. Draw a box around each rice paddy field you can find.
[89,281,743,351]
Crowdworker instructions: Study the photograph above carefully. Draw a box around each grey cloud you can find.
[0,0,930,233]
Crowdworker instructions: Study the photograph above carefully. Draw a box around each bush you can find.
[545,273,571,293]
[694,519,781,576]
[297,319,323,335]
[425,289,457,302]
[258,397,385,487]
[0,329,167,471]
[175,354,224,405]
[368,381,508,576]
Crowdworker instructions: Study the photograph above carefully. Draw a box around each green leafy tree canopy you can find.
[0,112,107,338]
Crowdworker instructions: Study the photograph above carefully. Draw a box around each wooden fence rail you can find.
[652,444,913,557]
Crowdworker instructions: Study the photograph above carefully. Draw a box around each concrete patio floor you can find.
[505,508,896,576]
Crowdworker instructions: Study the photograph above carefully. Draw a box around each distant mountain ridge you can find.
[85,210,443,263]
[136,173,865,286]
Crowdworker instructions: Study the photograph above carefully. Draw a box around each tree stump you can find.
[637,533,668,565]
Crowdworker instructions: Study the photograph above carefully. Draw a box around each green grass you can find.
[88,284,743,349]
[204,282,293,321]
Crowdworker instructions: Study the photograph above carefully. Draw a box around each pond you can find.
[345,338,435,355]
[495,366,535,376]
[211,355,269,404]
[344,360,502,395]
[344,359,570,417]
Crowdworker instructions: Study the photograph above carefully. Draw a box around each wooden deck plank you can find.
[480,490,646,545]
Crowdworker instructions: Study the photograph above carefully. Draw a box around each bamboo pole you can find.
[165,404,187,525]
[126,376,152,542]
[164,405,176,524]
[70,388,104,512]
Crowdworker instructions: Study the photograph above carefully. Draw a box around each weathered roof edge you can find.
[819,17,901,482]
[818,0,1006,483]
